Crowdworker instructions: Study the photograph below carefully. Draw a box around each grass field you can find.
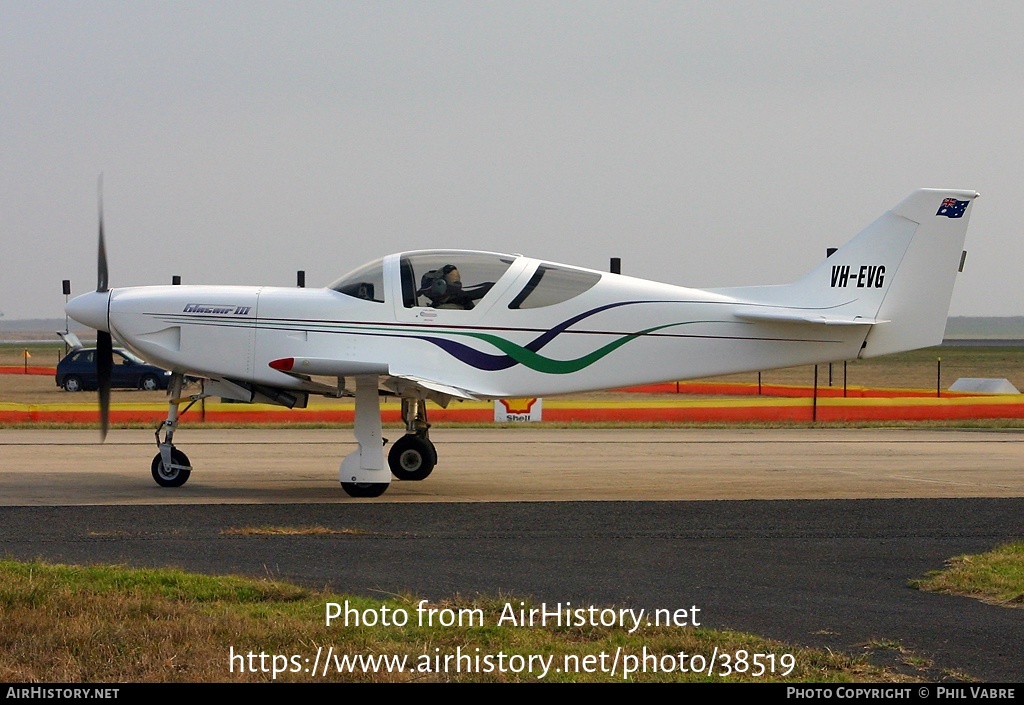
[6,548,1019,682]
[911,542,1024,609]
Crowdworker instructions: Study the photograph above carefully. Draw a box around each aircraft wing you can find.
[268,356,492,402]
[734,306,889,326]
[384,374,482,401]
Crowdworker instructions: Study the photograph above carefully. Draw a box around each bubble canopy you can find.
[329,251,602,310]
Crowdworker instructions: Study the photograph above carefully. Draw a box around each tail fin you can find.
[721,189,978,357]
[858,189,977,356]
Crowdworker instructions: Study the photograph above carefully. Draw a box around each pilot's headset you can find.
[419,265,460,299]
[419,269,448,299]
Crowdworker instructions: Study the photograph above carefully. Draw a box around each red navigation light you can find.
[269,358,294,371]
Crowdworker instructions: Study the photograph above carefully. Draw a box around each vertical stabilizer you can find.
[859,189,977,357]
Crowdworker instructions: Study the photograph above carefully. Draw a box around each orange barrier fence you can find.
[0,366,56,376]
[619,381,974,398]
[3,394,1023,425]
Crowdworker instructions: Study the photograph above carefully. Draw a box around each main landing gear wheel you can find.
[341,482,389,498]
[151,448,191,488]
[388,434,437,481]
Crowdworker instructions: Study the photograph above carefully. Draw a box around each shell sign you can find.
[494,398,543,422]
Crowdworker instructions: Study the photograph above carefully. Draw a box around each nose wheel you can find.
[152,447,191,487]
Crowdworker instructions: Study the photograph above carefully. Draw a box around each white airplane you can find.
[66,188,977,497]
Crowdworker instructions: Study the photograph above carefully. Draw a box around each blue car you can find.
[56,347,172,392]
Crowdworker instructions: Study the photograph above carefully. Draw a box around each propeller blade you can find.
[95,177,111,440]
[97,330,112,441]
[97,179,108,293]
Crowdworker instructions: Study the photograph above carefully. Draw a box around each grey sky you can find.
[3,1,1023,320]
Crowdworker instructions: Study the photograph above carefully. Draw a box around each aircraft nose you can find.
[66,290,110,332]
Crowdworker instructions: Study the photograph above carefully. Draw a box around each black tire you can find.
[139,374,161,391]
[62,375,84,392]
[388,435,437,481]
[341,482,389,498]
[151,448,192,488]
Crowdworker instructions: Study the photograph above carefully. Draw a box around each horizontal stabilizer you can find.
[734,307,888,326]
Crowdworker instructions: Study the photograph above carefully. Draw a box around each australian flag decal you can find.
[936,198,969,218]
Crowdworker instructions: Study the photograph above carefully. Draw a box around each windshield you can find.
[329,259,386,303]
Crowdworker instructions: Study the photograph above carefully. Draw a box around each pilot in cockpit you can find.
[418,264,492,310]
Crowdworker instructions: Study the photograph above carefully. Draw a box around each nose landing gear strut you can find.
[151,373,198,487]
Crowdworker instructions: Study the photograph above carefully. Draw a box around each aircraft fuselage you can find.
[92,255,868,400]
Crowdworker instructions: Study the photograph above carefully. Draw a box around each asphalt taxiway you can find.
[1,428,1022,681]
